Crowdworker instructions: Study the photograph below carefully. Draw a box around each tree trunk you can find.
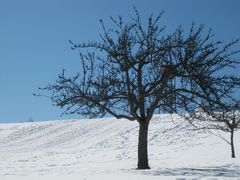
[230,130,236,158]
[137,120,150,169]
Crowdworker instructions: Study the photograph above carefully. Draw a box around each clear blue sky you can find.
[1,0,240,123]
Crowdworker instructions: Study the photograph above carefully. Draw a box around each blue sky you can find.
[1,0,240,123]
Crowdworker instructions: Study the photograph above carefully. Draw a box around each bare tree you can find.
[37,9,240,169]
[185,100,240,158]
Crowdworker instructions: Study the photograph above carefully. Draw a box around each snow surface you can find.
[0,114,239,180]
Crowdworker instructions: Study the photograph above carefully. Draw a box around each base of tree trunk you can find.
[137,163,150,169]
[137,121,150,169]
[231,131,236,158]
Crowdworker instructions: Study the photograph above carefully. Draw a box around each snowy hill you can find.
[0,114,239,180]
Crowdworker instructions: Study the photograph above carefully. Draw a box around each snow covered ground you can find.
[0,114,239,180]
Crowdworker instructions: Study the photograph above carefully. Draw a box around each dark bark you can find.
[230,130,236,158]
[137,120,150,169]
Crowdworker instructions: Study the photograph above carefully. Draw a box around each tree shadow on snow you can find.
[130,165,240,178]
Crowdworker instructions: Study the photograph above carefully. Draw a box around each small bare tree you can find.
[37,9,240,169]
[186,100,240,158]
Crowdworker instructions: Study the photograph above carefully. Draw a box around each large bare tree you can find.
[38,10,240,169]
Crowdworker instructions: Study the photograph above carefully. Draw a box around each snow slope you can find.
[0,114,239,179]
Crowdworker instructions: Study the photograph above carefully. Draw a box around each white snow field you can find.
[0,114,239,180]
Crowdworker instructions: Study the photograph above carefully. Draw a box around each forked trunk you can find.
[137,120,150,169]
[230,130,236,158]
